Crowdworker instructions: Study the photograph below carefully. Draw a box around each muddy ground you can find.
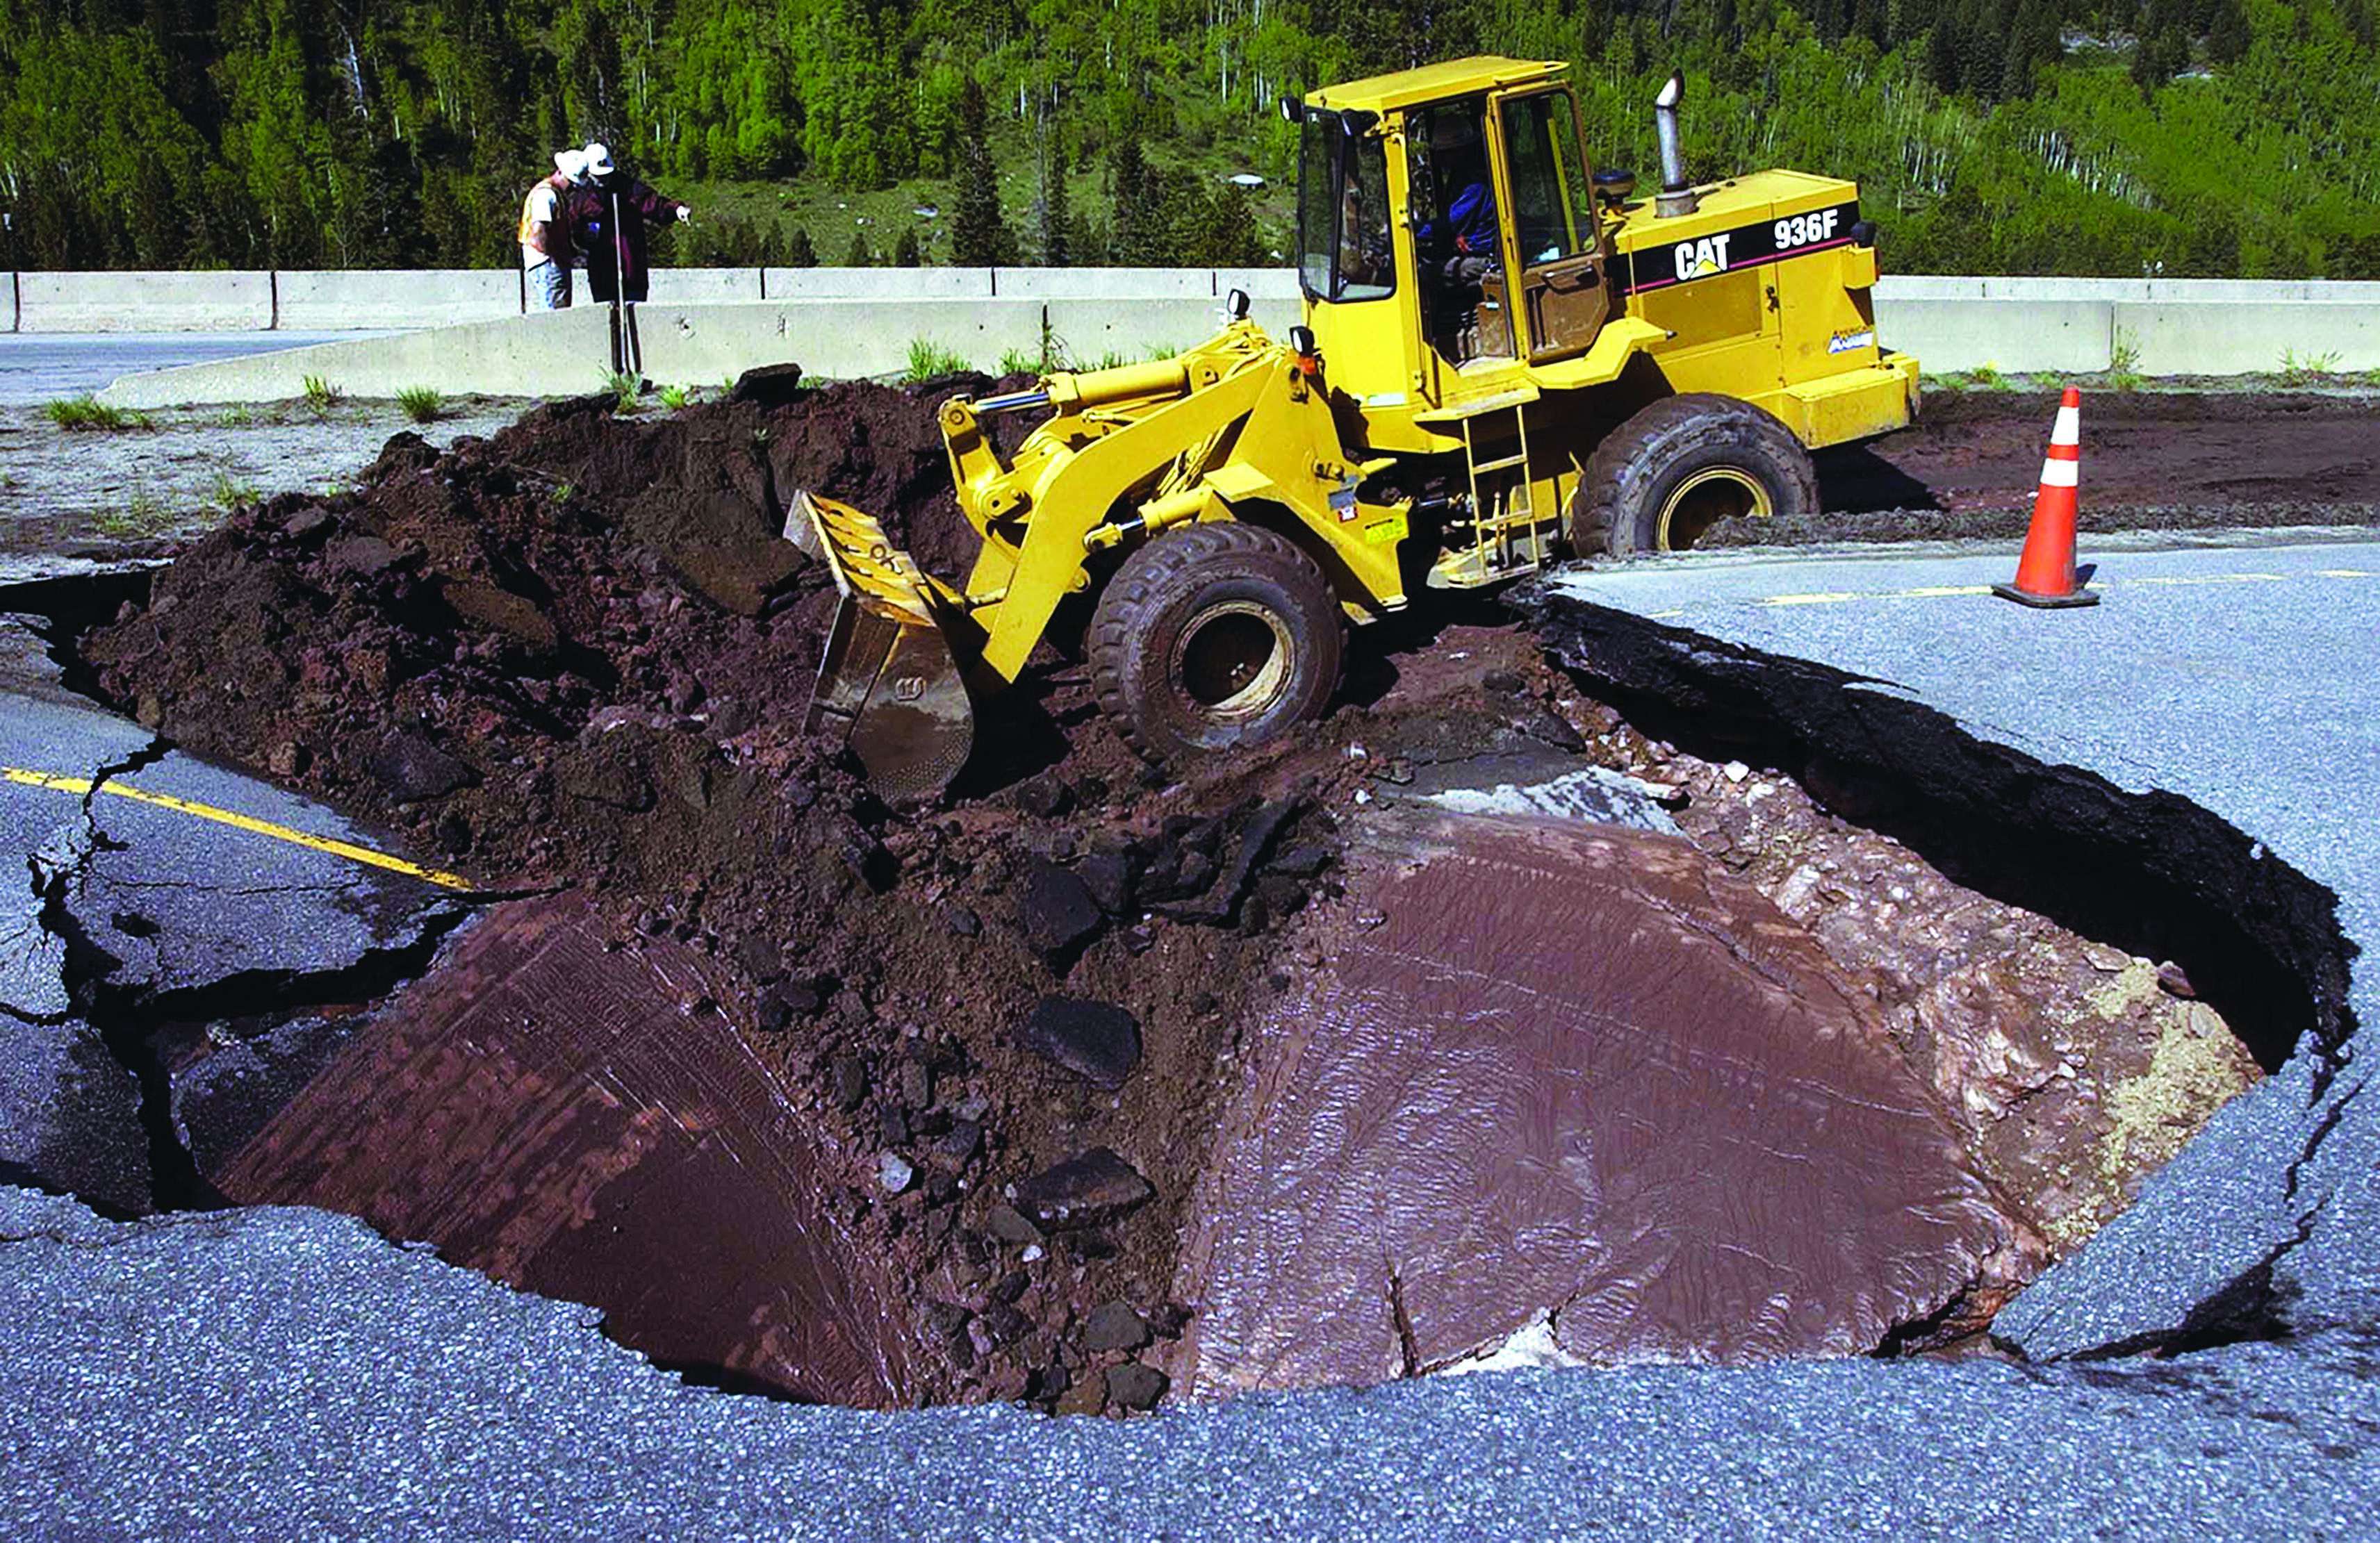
[40,376,2320,1411]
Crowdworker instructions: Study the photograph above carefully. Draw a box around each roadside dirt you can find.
[65,380,2271,1408]
[1799,389,2380,547]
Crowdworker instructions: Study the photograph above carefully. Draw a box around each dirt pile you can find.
[80,379,1360,1410]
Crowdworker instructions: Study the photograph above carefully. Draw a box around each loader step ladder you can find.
[1432,400,1551,588]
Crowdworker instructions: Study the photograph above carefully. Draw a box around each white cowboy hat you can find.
[552,149,589,181]
[583,142,617,179]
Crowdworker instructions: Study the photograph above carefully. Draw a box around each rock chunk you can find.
[1011,1147,1152,1232]
[983,1203,1043,1246]
[1104,1362,1168,1410]
[368,731,479,802]
[1015,996,1142,1089]
[1081,1301,1149,1352]
[1017,860,1104,955]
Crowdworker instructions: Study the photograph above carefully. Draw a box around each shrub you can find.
[396,386,444,423]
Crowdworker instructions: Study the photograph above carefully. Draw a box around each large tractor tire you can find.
[1088,522,1344,764]
[1570,393,1819,556]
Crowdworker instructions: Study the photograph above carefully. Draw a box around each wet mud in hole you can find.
[28,379,2337,1408]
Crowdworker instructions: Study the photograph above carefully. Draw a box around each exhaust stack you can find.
[1653,73,1698,219]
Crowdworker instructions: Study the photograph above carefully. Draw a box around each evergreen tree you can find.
[2207,0,2251,64]
[1035,121,1072,267]
[1927,22,1963,94]
[949,79,1012,265]
[1108,138,1155,264]
[845,230,875,267]
[785,226,819,268]
[892,225,922,266]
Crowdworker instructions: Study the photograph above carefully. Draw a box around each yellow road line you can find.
[1760,591,1862,606]
[3,766,473,891]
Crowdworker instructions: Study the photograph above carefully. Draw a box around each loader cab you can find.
[1292,57,1614,421]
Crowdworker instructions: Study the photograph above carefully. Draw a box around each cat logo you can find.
[1671,233,1733,281]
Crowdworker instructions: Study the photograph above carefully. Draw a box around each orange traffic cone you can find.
[1994,386,2099,608]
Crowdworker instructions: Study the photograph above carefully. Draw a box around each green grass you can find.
[2108,328,2144,393]
[215,403,257,428]
[659,383,694,411]
[301,375,345,417]
[996,345,1055,377]
[44,395,153,431]
[605,371,642,411]
[90,486,174,538]
[205,470,259,513]
[902,337,974,383]
[396,386,444,424]
[2276,347,2343,386]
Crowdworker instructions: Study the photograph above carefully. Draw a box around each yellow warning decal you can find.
[1363,513,1409,545]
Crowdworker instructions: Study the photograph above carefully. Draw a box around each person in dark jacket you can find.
[568,142,690,305]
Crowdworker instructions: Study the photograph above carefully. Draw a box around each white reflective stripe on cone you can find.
[2051,406,2081,445]
[2039,459,2080,488]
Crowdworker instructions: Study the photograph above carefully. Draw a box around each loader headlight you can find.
[1281,97,1303,124]
[1226,288,1251,321]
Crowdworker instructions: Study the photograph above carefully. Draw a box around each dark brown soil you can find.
[75,378,1383,1411]
[1797,389,2380,546]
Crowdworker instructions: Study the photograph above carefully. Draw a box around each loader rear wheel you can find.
[1570,394,1818,556]
[1090,522,1344,764]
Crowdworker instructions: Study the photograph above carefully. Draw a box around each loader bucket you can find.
[786,490,976,802]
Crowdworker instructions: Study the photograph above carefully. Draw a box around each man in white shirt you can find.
[520,149,589,311]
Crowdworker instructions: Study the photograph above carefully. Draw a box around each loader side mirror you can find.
[1226,288,1251,320]
[1288,324,1320,378]
[1281,97,1304,124]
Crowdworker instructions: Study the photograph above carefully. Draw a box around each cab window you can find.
[1500,92,1595,267]
[1297,112,1394,302]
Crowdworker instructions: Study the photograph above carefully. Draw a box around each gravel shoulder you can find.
[0,397,534,582]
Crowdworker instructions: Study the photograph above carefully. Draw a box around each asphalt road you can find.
[3,538,2378,1537]
[0,332,384,405]
[0,616,465,1212]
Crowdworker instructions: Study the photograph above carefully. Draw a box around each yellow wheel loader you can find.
[790,56,1921,800]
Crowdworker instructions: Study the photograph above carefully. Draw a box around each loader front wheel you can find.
[1570,394,1818,556]
[1090,522,1344,764]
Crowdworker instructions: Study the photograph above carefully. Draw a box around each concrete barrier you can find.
[2116,292,2380,376]
[18,270,274,332]
[1871,279,2115,374]
[645,267,764,304]
[628,298,1043,385]
[1048,297,1231,363]
[994,267,1212,299]
[95,298,1050,406]
[763,267,994,299]
[63,270,2380,391]
[1867,276,2380,374]
[276,269,521,331]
